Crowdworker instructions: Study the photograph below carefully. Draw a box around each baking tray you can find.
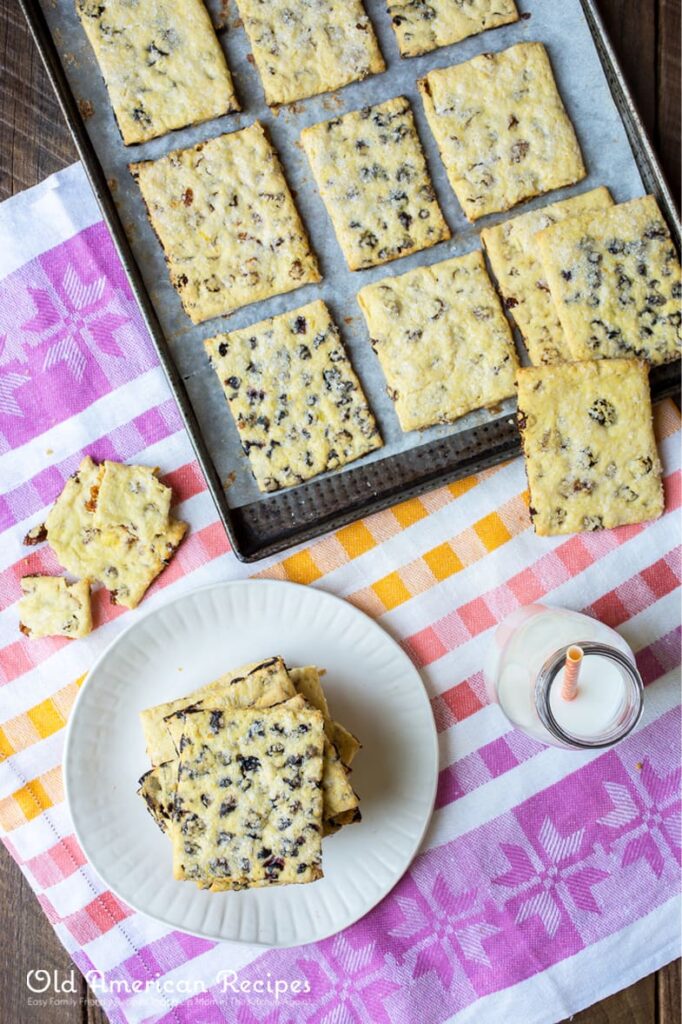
[20,0,681,561]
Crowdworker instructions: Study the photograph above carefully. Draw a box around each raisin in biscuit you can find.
[19,577,92,640]
[388,0,519,58]
[172,698,324,889]
[205,300,382,492]
[357,249,518,432]
[45,457,187,609]
[536,195,682,365]
[130,124,320,324]
[236,0,385,105]
[141,656,296,765]
[301,97,450,271]
[517,359,664,536]
[419,43,585,222]
[482,187,614,365]
[76,0,239,145]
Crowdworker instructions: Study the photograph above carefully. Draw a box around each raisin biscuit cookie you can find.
[76,0,239,145]
[301,97,450,271]
[205,300,382,492]
[419,43,585,221]
[290,666,361,767]
[141,657,296,765]
[19,577,92,640]
[536,195,682,365]
[517,359,664,536]
[482,187,614,365]
[131,124,320,324]
[172,699,324,889]
[45,457,187,609]
[357,250,518,432]
[388,0,519,58]
[236,0,385,105]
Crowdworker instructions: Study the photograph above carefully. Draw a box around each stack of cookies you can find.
[138,657,361,891]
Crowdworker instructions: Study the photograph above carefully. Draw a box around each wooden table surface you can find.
[0,1,680,1022]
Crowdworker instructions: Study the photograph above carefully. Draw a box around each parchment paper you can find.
[41,0,645,508]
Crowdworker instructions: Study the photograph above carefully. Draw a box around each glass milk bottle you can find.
[484,604,644,750]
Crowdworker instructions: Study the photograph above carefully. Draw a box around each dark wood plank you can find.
[0,0,75,200]
[561,972,656,1024]
[657,0,682,200]
[659,959,682,1024]
[593,0,658,134]
[0,0,679,1022]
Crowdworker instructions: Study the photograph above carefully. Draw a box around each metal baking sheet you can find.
[21,0,681,560]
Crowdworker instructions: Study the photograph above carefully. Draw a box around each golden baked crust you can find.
[75,0,239,144]
[301,97,450,271]
[517,359,664,536]
[19,577,92,640]
[419,42,585,221]
[357,250,518,432]
[388,0,518,57]
[205,300,382,492]
[536,195,682,365]
[236,0,385,105]
[130,124,320,324]
[481,187,614,365]
[171,698,324,889]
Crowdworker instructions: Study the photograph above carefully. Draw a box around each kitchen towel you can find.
[0,163,680,1024]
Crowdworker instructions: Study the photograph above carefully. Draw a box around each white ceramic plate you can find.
[64,579,438,947]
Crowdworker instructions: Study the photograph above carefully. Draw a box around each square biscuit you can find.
[388,0,519,58]
[130,124,320,324]
[517,359,664,536]
[419,43,586,221]
[481,187,614,365]
[205,300,382,492]
[357,249,518,432]
[19,577,92,640]
[140,656,296,765]
[301,97,450,271]
[76,0,239,145]
[171,699,324,889]
[536,195,682,365]
[236,0,385,105]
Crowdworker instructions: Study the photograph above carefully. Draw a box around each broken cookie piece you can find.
[19,576,92,639]
[44,456,187,610]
